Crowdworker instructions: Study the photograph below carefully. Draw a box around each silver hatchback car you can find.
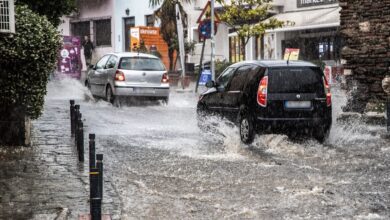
[86,52,170,104]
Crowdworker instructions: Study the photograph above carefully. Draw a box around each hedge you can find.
[0,5,61,119]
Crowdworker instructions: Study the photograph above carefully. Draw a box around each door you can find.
[104,55,118,91]
[124,17,135,52]
[220,65,252,121]
[205,67,236,115]
[89,55,110,97]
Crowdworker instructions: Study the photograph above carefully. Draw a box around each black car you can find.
[197,60,332,144]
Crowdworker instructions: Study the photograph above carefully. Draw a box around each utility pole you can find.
[210,0,216,81]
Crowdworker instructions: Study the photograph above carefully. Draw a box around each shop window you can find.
[229,35,245,63]
[145,15,154,27]
[71,21,90,43]
[95,19,111,46]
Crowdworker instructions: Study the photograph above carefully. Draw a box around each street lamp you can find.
[211,0,215,81]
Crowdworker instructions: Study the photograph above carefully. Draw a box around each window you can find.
[95,55,110,70]
[145,15,154,27]
[106,56,118,69]
[71,21,90,43]
[217,67,236,89]
[268,67,324,95]
[229,35,245,63]
[0,0,15,33]
[119,57,165,71]
[229,66,251,91]
[95,19,111,46]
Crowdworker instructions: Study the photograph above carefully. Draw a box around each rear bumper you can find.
[255,117,331,130]
[114,86,169,98]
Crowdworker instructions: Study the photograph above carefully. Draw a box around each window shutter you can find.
[0,0,15,33]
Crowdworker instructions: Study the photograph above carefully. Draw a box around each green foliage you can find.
[0,5,61,119]
[216,0,287,46]
[16,0,76,27]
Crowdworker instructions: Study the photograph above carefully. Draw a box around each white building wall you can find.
[58,17,71,36]
[185,0,230,64]
[113,0,160,52]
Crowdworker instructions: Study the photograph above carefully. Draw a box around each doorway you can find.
[124,17,135,52]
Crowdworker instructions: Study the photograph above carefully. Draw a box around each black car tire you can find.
[313,126,330,143]
[240,113,255,144]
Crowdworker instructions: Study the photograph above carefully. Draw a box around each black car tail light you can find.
[257,76,268,107]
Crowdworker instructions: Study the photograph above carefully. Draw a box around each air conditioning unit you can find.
[0,0,15,33]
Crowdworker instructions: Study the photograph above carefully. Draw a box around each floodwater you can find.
[2,78,389,219]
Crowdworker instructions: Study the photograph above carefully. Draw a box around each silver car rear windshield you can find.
[119,57,166,71]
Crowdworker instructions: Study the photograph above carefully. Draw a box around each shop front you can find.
[264,3,342,65]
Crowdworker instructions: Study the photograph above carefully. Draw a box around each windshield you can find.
[268,67,325,95]
[119,57,166,71]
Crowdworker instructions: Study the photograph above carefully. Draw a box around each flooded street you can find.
[1,79,389,219]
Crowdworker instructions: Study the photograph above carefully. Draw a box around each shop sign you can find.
[57,36,82,79]
[130,28,140,49]
[297,0,338,8]
[283,48,300,61]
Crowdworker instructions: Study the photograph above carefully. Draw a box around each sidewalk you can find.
[0,98,120,219]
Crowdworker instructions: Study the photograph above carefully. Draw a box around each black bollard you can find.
[90,168,101,220]
[96,154,103,199]
[91,198,102,220]
[76,113,82,146]
[78,120,84,162]
[70,100,75,135]
[74,105,80,142]
[387,97,390,133]
[89,134,96,170]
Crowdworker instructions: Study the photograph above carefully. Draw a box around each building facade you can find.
[58,0,342,70]
[264,0,341,66]
[58,0,160,69]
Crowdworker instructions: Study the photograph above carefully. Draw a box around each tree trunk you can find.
[0,106,31,146]
[168,48,175,71]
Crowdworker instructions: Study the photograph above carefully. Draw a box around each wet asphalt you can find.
[0,79,389,219]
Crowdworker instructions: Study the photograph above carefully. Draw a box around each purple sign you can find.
[56,36,82,79]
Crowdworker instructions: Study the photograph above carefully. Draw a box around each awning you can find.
[266,7,341,33]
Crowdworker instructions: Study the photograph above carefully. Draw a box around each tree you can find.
[16,0,76,27]
[0,5,61,145]
[216,0,287,46]
[149,0,191,71]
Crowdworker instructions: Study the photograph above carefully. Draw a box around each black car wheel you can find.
[162,97,169,105]
[240,114,255,144]
[106,86,120,107]
[313,126,330,143]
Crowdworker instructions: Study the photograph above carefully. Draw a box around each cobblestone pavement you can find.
[0,99,121,219]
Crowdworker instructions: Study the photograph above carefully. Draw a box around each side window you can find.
[95,55,110,70]
[106,56,118,69]
[246,66,265,83]
[217,67,236,88]
[228,65,251,91]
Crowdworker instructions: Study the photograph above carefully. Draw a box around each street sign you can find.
[199,69,212,85]
[198,19,218,39]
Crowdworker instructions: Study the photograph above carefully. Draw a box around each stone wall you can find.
[339,0,390,113]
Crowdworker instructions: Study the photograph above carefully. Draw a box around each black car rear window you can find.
[268,67,325,95]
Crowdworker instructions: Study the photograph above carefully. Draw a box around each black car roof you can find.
[229,60,318,68]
